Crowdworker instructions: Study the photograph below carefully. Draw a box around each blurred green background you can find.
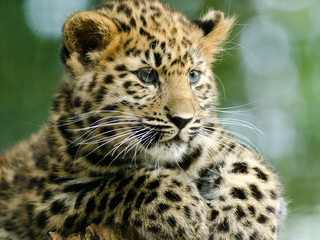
[0,0,319,238]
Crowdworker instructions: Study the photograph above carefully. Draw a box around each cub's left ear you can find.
[193,10,235,62]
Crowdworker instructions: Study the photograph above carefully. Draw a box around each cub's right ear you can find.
[61,11,118,67]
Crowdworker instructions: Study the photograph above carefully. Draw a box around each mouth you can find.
[160,132,189,146]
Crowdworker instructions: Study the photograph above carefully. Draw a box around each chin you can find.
[143,141,189,165]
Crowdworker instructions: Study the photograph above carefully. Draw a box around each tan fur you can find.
[0,1,285,239]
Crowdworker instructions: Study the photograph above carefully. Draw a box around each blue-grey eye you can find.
[189,70,201,85]
[136,68,158,85]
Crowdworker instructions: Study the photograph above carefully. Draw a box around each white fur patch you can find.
[144,142,188,164]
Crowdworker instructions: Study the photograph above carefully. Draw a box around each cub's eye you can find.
[136,68,158,85]
[189,70,201,85]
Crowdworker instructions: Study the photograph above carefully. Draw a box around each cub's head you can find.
[53,0,234,168]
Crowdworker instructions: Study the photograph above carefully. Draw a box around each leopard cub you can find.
[0,0,286,239]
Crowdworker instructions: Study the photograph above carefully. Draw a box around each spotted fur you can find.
[0,0,286,239]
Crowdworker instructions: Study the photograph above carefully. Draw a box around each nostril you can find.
[167,114,192,130]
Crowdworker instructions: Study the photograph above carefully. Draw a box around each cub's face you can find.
[57,0,233,166]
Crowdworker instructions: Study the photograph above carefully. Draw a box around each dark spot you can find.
[192,19,215,36]
[134,175,148,188]
[64,214,78,229]
[235,206,246,220]
[135,192,146,209]
[106,214,115,225]
[100,126,115,137]
[93,214,103,225]
[232,162,248,174]
[119,73,127,78]
[27,177,39,190]
[60,45,70,64]
[145,191,158,204]
[126,90,136,95]
[129,17,136,27]
[95,86,106,103]
[170,58,181,67]
[250,184,263,200]
[140,27,153,40]
[231,187,247,200]
[250,232,258,240]
[248,205,256,216]
[148,214,156,220]
[50,199,67,215]
[223,206,233,211]
[148,225,160,233]
[213,176,223,188]
[78,217,89,230]
[117,4,132,17]
[83,101,92,113]
[140,15,147,26]
[266,206,276,214]
[123,81,132,89]
[116,176,133,192]
[144,49,150,60]
[51,95,60,112]
[253,167,268,181]
[104,75,114,84]
[149,40,159,49]
[73,96,82,108]
[88,77,97,92]
[219,195,226,201]
[217,218,230,232]
[101,104,118,112]
[178,147,202,171]
[227,143,236,153]
[85,197,96,215]
[133,218,142,227]
[158,203,170,213]
[210,209,219,221]
[124,189,136,204]
[235,232,244,240]
[146,179,160,190]
[154,52,162,67]
[98,192,109,212]
[122,206,132,223]
[270,190,278,199]
[167,216,176,227]
[63,179,101,193]
[257,214,268,224]
[164,190,182,202]
[160,42,166,51]
[177,227,185,236]
[119,22,131,32]
[171,179,182,187]
[115,64,127,71]
[183,206,191,219]
[75,192,86,209]
[36,211,48,228]
[109,193,123,210]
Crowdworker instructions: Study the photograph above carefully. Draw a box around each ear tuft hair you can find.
[193,10,235,62]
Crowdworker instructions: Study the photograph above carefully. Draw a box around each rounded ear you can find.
[61,11,118,64]
[193,10,235,62]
